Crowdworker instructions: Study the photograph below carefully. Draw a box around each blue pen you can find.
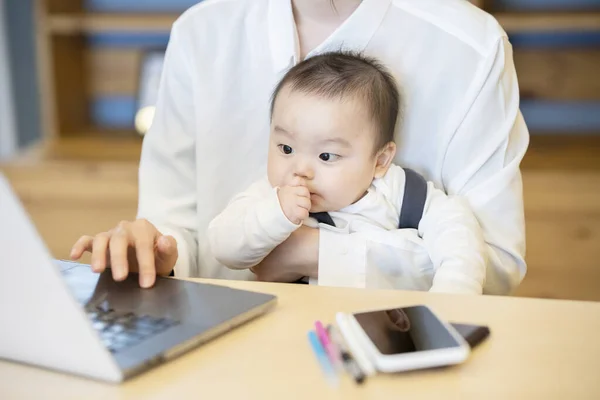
[308,330,339,387]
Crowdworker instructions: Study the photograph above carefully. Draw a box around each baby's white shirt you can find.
[208,164,487,294]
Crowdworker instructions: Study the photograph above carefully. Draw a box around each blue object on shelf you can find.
[91,96,137,129]
[495,0,600,11]
[520,100,600,133]
[88,33,171,48]
[84,0,203,13]
[509,32,600,48]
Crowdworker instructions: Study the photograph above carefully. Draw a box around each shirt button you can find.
[339,245,349,255]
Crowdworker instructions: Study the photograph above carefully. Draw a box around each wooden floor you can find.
[1,135,600,301]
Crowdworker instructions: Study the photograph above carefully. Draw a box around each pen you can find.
[308,330,339,387]
[315,320,342,370]
[327,324,366,385]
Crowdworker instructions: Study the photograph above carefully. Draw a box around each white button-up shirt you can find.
[137,0,529,295]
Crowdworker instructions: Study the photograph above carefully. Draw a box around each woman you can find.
[70,0,529,295]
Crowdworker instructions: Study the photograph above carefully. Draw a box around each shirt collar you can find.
[268,0,393,73]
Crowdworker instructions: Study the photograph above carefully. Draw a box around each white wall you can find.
[0,0,17,160]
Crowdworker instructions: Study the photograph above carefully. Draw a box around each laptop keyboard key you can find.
[86,307,179,354]
[92,320,108,331]
[134,315,157,328]
[106,324,126,334]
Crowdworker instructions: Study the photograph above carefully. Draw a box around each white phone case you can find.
[335,305,470,374]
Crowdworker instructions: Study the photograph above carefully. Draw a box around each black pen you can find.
[327,324,366,385]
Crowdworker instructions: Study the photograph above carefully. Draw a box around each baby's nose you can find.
[293,160,314,180]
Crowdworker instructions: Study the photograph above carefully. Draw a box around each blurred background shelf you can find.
[47,13,177,34]
[496,12,600,32]
[16,134,143,162]
[33,0,600,143]
[44,12,600,35]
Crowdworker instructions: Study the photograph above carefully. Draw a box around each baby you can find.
[208,51,487,294]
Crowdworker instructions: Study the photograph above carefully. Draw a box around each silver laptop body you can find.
[0,173,277,382]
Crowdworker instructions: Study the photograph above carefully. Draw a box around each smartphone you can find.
[450,323,490,349]
[336,305,470,375]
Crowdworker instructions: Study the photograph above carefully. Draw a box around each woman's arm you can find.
[251,225,320,282]
[438,36,528,295]
[136,22,199,278]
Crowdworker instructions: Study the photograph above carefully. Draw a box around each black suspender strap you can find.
[290,168,427,285]
[398,168,428,230]
[309,212,336,227]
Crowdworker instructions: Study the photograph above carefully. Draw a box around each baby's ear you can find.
[374,142,396,178]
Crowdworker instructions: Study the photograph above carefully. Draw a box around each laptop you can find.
[0,173,277,383]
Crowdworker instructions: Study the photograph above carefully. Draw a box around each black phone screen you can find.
[353,306,462,355]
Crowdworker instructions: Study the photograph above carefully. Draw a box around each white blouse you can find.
[137,0,529,295]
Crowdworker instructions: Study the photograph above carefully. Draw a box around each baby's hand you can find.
[278,177,311,225]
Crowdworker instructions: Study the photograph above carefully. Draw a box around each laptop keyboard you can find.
[86,304,180,354]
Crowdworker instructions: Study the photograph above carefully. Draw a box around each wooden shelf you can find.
[35,2,600,149]
[522,135,600,171]
[47,13,177,34]
[497,12,600,32]
[8,134,144,164]
[45,12,600,35]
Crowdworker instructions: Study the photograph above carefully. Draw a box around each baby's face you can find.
[267,86,392,213]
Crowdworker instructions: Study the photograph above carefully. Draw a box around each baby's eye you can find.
[319,153,340,162]
[278,144,293,154]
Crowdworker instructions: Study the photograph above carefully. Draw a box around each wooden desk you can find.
[1,280,600,399]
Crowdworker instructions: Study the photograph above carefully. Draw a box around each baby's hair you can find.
[270,50,401,153]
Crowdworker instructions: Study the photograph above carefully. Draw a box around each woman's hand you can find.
[251,225,319,282]
[69,219,178,288]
